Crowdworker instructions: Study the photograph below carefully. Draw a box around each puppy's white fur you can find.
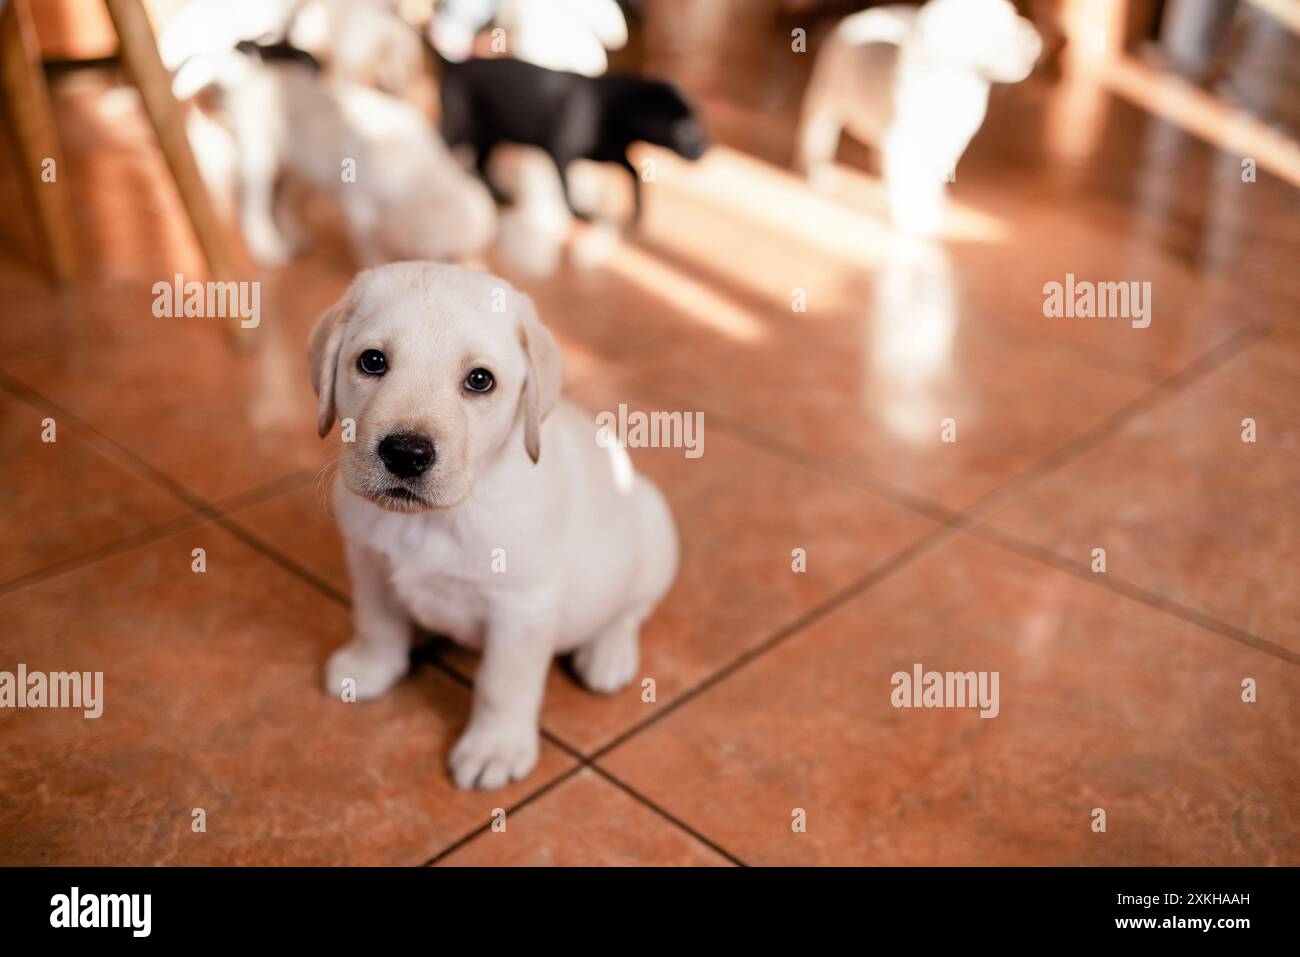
[195,52,495,268]
[318,0,423,94]
[796,0,1041,233]
[431,0,628,76]
[311,262,678,789]
[494,0,628,76]
[161,0,421,95]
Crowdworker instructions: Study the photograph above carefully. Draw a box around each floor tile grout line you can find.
[583,763,748,866]
[0,430,323,601]
[977,310,1170,385]
[0,512,205,598]
[0,364,345,599]
[0,369,213,514]
[209,513,354,605]
[589,521,959,762]
[532,712,748,865]
[609,320,1272,536]
[956,516,1300,667]
[0,368,324,515]
[957,322,1274,519]
[405,684,749,867]
[601,371,961,524]
[420,763,585,866]
[8,466,322,600]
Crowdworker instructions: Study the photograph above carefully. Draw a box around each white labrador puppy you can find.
[310,262,678,789]
[795,0,1041,233]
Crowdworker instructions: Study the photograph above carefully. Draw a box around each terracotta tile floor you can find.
[0,52,1296,866]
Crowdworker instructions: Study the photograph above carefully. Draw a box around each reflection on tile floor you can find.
[1,48,1296,865]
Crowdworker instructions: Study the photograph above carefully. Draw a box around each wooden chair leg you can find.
[0,0,76,284]
[103,0,234,281]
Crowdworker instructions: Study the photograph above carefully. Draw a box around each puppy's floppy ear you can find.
[515,292,564,464]
[307,282,359,438]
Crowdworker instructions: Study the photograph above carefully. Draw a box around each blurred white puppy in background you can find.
[181,47,495,268]
[161,0,423,94]
[493,0,628,76]
[158,0,300,68]
[311,262,678,789]
[162,0,488,267]
[796,0,1041,233]
[312,0,425,94]
[430,0,627,76]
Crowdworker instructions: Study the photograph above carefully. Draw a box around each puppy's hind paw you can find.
[324,639,408,701]
[572,620,639,694]
[449,724,539,790]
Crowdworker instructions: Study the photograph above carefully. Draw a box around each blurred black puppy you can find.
[439,56,708,221]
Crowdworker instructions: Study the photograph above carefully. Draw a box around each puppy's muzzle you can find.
[378,431,436,478]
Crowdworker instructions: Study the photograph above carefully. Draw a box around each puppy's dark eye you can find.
[357,350,387,376]
[464,368,494,394]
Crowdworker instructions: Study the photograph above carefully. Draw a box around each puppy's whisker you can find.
[312,457,341,509]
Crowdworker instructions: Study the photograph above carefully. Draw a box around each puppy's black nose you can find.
[378,432,435,478]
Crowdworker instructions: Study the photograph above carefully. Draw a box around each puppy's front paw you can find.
[449,723,539,790]
[324,639,408,701]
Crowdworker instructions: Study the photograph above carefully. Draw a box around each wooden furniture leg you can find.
[0,0,76,284]
[103,0,234,281]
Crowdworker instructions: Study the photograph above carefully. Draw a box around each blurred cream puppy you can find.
[311,262,677,789]
[796,0,1041,233]
[194,49,495,267]
[316,0,423,93]
[160,0,422,95]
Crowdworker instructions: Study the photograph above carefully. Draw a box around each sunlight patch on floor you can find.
[603,239,767,343]
[640,143,1011,267]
